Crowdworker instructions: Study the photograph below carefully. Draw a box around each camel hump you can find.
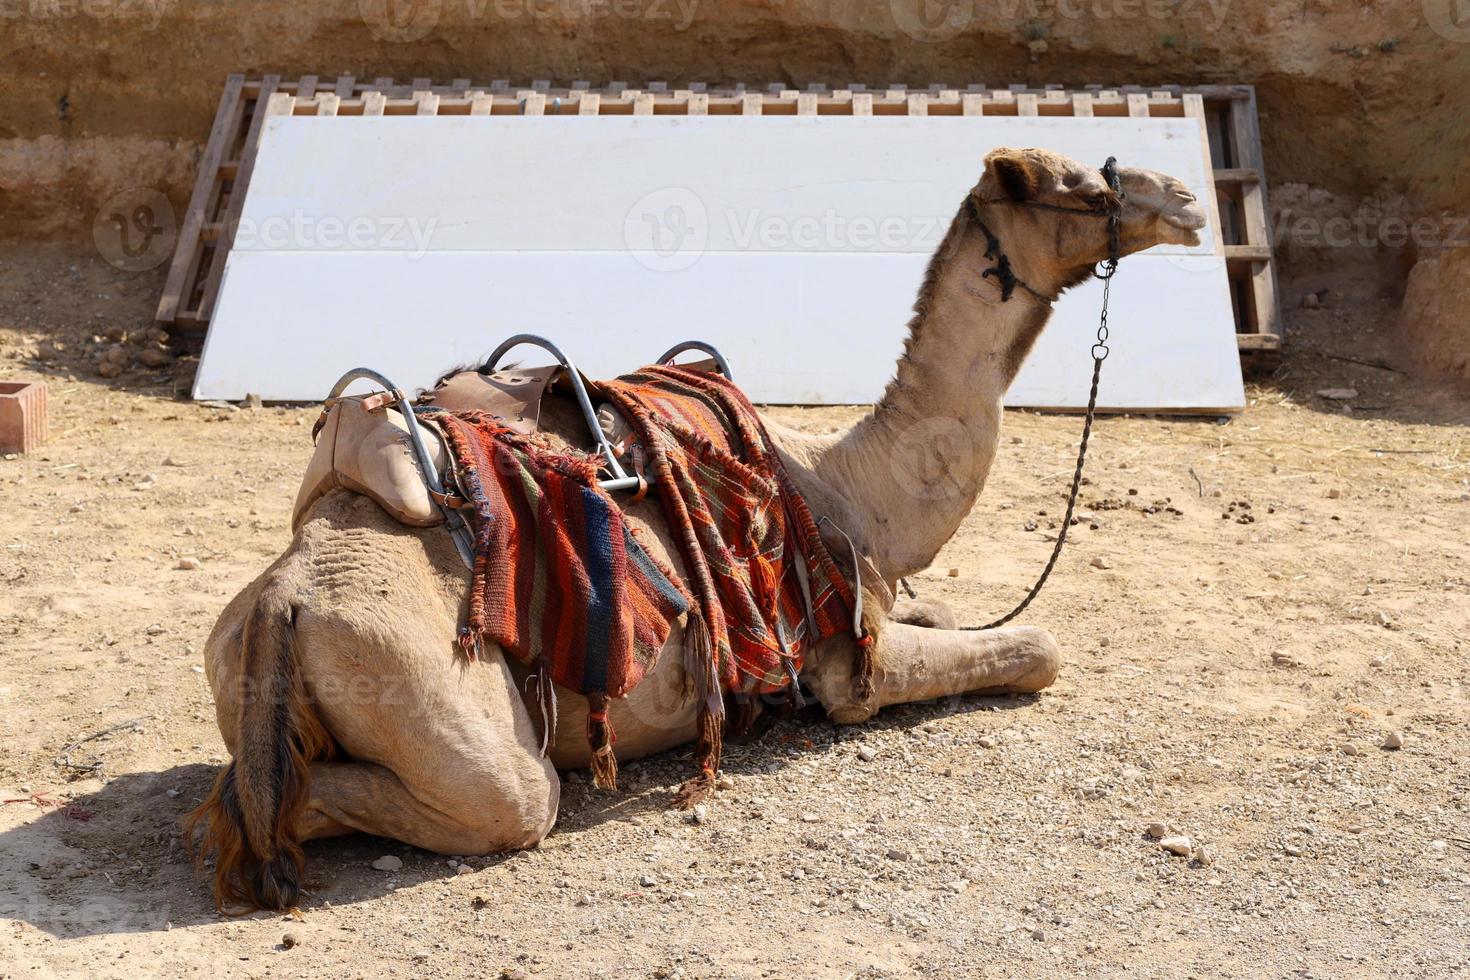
[186,580,336,911]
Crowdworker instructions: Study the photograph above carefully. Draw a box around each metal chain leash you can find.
[968,157,1123,632]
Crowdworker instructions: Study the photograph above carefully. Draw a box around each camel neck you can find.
[813,203,1058,582]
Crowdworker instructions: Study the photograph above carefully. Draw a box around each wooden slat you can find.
[196,74,281,322]
[1229,90,1282,340]
[333,75,356,98]
[295,75,318,99]
[1225,245,1273,261]
[156,73,245,325]
[1213,167,1261,184]
[1183,94,1226,265]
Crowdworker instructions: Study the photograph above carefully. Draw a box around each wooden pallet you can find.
[157,77,1282,360]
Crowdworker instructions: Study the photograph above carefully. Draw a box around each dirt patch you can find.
[1,245,1468,976]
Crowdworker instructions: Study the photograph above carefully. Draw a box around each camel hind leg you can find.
[803,622,1062,724]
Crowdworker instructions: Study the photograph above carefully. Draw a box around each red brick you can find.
[0,381,47,454]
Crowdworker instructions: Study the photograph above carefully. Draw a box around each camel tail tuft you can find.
[185,584,334,911]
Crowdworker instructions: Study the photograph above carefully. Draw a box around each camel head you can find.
[973,147,1208,293]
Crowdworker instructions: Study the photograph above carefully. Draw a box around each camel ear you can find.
[982,148,1039,202]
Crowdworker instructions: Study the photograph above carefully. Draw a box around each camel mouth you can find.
[1162,201,1208,233]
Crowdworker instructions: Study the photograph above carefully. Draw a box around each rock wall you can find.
[2,0,1466,353]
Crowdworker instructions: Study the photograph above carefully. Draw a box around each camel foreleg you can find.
[804,622,1061,724]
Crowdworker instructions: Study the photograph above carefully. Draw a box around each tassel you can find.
[458,627,481,662]
[673,706,722,810]
[586,692,618,791]
[853,631,876,704]
[674,613,723,810]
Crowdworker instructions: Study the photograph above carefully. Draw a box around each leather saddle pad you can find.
[419,366,560,435]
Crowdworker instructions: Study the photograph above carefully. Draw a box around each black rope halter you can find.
[965,156,1125,631]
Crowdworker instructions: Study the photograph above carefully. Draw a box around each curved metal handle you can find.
[656,340,734,380]
[325,367,475,568]
[481,334,627,481]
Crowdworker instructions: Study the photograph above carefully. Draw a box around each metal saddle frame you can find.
[323,335,734,567]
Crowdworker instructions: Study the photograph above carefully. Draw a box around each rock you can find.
[370,854,402,872]
[1029,926,1046,942]
[800,812,820,823]
[1159,836,1193,857]
[243,393,263,410]
[1302,292,1320,309]
[96,358,124,379]
[471,894,490,909]
[175,557,201,571]
[1089,556,1113,570]
[138,347,174,368]
[715,773,735,791]
[500,969,529,980]
[885,848,909,862]
[977,735,996,749]
[1145,822,1169,840]
[857,745,878,762]
[1283,843,1303,857]
[688,804,708,825]
[947,567,959,577]
[1193,846,1215,867]
[1316,388,1358,401]
[281,932,300,949]
[639,874,657,887]
[1382,731,1404,750]
[1326,487,1342,499]
[1340,742,1359,757]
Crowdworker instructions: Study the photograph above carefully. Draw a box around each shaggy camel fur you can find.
[190,147,1206,910]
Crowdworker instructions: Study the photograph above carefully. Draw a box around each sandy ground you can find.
[1,245,1468,978]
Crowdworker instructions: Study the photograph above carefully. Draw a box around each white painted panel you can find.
[200,113,1242,409]
[195,250,1243,411]
[235,115,1218,256]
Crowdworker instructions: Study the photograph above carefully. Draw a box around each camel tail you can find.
[186,583,334,911]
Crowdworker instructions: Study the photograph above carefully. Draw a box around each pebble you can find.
[800,812,820,823]
[1382,731,1404,750]
[1326,488,1342,499]
[281,932,300,949]
[1317,388,1358,401]
[1340,742,1359,757]
[886,848,910,862]
[857,745,878,762]
[370,855,403,872]
[977,736,996,749]
[1193,846,1215,867]
[1145,822,1168,840]
[688,804,708,825]
[715,774,735,791]
[947,567,960,578]
[1160,836,1193,857]
[1089,556,1113,570]
[639,874,657,887]
[1283,843,1303,857]
[175,557,201,571]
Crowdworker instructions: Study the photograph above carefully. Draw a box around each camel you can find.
[189,147,1206,911]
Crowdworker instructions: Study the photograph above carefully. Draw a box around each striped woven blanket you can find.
[428,366,859,801]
